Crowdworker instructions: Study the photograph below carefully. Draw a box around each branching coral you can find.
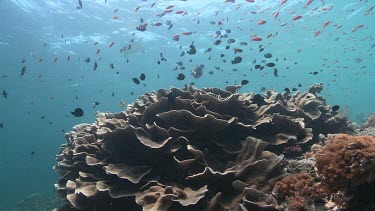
[315,134,375,193]
[54,84,351,210]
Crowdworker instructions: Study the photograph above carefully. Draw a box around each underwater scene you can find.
[0,0,375,210]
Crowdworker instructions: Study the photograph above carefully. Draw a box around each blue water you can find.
[0,0,374,209]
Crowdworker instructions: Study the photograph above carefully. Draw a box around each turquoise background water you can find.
[0,0,374,209]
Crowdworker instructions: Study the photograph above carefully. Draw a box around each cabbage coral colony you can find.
[54,84,375,211]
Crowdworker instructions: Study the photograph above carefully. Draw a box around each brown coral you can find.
[315,134,375,193]
[273,172,326,210]
[54,84,350,210]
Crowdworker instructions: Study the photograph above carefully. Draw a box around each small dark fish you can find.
[140,18,144,23]
[132,78,140,84]
[227,39,236,44]
[71,108,84,117]
[298,83,302,87]
[77,0,82,9]
[176,73,185,80]
[180,51,185,57]
[284,88,290,92]
[21,58,25,63]
[204,48,212,53]
[225,29,231,33]
[187,45,196,55]
[94,62,98,70]
[31,151,35,156]
[2,90,7,99]
[266,62,275,67]
[264,53,272,58]
[0,123,3,128]
[20,66,26,77]
[110,64,114,69]
[260,66,264,70]
[208,71,214,75]
[140,73,146,80]
[220,54,225,58]
[93,102,100,107]
[168,24,174,30]
[191,65,204,79]
[214,40,221,45]
[84,57,90,63]
[215,66,220,70]
[255,64,261,69]
[292,88,297,91]
[241,80,249,85]
[274,68,278,77]
[157,60,160,64]
[259,48,264,52]
[332,105,340,112]
[225,46,230,50]
[231,56,242,64]
[176,61,183,66]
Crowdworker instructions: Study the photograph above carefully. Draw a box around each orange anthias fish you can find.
[293,15,302,20]
[274,11,279,20]
[172,34,180,41]
[352,24,364,32]
[305,0,313,7]
[113,15,119,19]
[251,36,262,41]
[182,31,194,35]
[258,20,266,25]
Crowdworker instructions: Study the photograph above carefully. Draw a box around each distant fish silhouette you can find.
[77,0,82,10]
[20,66,26,77]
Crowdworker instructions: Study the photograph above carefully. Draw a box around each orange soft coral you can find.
[315,134,375,193]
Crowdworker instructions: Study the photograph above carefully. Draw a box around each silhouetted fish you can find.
[94,62,98,70]
[20,66,26,77]
[2,90,7,99]
[84,57,90,63]
[71,108,84,117]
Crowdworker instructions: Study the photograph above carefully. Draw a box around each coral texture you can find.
[273,173,326,211]
[54,84,350,210]
[357,113,375,136]
[315,134,375,193]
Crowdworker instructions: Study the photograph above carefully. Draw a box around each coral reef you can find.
[357,112,375,136]
[54,84,352,210]
[273,173,326,211]
[315,134,375,193]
